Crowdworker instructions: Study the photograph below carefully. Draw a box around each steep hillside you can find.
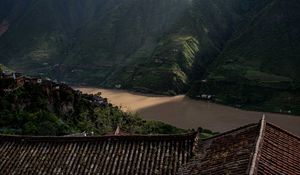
[0,0,299,114]
[0,0,264,92]
[209,0,300,81]
[188,0,300,115]
[124,0,258,93]
[0,0,190,92]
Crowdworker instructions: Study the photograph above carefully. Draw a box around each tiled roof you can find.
[179,117,300,175]
[257,123,300,175]
[1,118,299,175]
[178,124,260,175]
[0,133,197,175]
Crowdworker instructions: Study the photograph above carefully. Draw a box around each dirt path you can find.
[77,87,300,135]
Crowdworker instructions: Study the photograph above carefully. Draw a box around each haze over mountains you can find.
[0,0,300,114]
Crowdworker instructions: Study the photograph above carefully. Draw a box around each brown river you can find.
[78,87,300,135]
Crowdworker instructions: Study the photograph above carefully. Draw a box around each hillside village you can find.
[0,71,109,108]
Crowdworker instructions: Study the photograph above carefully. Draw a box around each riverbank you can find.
[77,87,300,135]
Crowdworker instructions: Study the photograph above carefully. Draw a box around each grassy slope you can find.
[114,0,254,94]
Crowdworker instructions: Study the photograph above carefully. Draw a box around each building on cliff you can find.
[0,117,299,175]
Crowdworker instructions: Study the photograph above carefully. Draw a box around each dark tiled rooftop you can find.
[179,117,300,175]
[1,118,300,175]
[257,123,300,175]
[178,124,260,175]
[0,133,197,175]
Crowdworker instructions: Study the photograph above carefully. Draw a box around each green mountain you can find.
[0,0,299,114]
[0,0,191,93]
[210,0,300,82]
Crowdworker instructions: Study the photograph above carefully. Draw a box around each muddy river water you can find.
[78,87,300,135]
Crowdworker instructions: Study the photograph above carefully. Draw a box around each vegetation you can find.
[0,64,11,72]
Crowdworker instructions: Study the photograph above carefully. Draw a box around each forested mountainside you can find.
[0,0,299,114]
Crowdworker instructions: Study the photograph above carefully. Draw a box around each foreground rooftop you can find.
[1,117,299,175]
[0,132,197,175]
